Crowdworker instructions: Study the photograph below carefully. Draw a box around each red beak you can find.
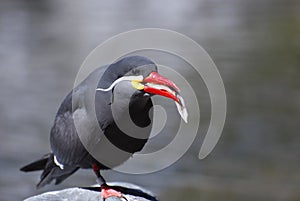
[143,72,180,103]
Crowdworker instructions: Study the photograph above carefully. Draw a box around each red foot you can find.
[101,184,122,200]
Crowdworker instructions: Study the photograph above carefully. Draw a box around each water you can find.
[0,0,299,200]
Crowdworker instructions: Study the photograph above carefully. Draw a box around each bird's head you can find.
[97,56,188,123]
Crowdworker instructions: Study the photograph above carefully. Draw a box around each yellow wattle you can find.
[131,81,144,90]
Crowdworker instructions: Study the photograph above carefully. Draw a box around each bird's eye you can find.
[131,69,138,75]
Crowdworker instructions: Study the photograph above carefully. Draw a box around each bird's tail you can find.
[20,153,51,172]
[20,153,79,189]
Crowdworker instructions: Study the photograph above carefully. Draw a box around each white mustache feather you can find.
[96,75,143,92]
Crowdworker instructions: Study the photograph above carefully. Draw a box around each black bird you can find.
[20,56,187,199]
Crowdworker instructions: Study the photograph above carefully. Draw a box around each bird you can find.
[20,55,188,200]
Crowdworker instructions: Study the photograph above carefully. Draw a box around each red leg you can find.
[92,164,125,200]
[92,164,106,184]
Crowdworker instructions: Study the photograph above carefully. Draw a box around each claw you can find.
[101,184,127,200]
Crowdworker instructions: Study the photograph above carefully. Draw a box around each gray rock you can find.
[24,182,158,201]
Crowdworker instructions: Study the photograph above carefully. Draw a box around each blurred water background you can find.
[0,0,300,201]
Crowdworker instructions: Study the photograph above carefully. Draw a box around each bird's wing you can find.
[50,66,107,167]
[50,105,88,166]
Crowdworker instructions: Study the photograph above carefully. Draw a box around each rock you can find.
[24,182,158,201]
